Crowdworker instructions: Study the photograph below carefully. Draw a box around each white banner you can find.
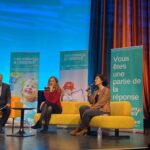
[60,50,88,101]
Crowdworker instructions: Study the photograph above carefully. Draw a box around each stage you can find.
[0,127,149,150]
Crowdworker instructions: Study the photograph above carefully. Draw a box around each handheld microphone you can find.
[44,87,50,90]
[86,83,94,91]
[44,86,53,92]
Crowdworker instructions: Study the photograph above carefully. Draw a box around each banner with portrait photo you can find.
[10,52,40,125]
[110,46,143,132]
[60,50,88,101]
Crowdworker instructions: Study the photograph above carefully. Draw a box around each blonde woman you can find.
[32,76,63,133]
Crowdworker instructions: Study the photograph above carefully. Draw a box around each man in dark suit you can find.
[0,74,11,133]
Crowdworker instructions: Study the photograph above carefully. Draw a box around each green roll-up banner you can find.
[60,50,88,101]
[10,52,40,125]
[110,46,143,132]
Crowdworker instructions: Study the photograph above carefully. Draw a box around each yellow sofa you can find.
[34,101,135,136]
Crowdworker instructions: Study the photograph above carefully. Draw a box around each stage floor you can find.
[0,127,149,150]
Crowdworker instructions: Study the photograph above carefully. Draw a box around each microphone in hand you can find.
[45,85,53,92]
[44,87,50,90]
[86,83,94,92]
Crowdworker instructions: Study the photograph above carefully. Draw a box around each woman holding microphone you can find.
[70,74,111,136]
[31,76,63,133]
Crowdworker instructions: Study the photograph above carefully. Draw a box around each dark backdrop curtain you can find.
[88,0,114,84]
[88,0,150,120]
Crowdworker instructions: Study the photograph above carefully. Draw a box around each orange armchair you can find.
[9,96,23,133]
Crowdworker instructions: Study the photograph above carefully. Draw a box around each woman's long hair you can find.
[48,76,61,92]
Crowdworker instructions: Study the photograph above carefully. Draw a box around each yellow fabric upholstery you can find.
[90,116,134,129]
[61,102,78,114]
[35,113,81,125]
[0,96,23,119]
[34,101,89,124]
[61,101,90,114]
[11,96,20,102]
[110,101,132,116]
[34,101,135,129]
[9,96,23,118]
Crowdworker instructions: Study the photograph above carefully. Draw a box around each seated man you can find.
[0,74,11,133]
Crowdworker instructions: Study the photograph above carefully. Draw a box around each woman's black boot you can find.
[31,120,42,129]
[40,125,48,133]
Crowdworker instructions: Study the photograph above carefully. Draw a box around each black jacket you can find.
[0,83,11,107]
